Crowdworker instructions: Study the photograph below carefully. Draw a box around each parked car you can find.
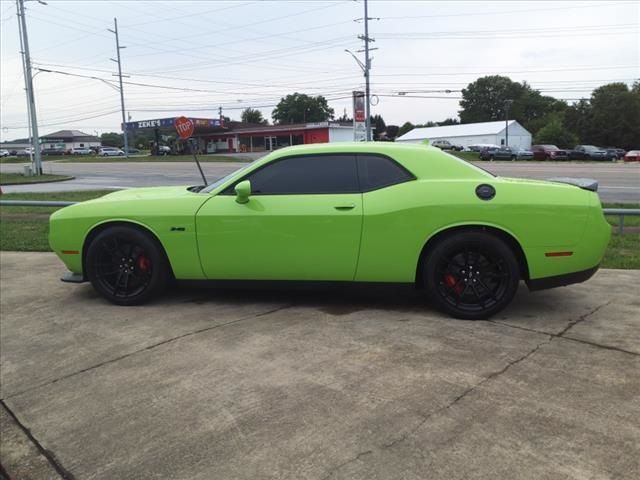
[604,148,625,160]
[41,148,67,156]
[431,139,463,151]
[485,146,534,161]
[0,149,9,157]
[70,147,93,155]
[623,150,640,162]
[531,145,569,161]
[9,150,18,156]
[568,145,609,161]
[158,145,171,155]
[99,147,125,157]
[49,142,611,320]
[468,143,500,153]
[478,146,501,160]
[16,147,34,157]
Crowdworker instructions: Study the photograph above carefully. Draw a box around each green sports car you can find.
[49,142,610,319]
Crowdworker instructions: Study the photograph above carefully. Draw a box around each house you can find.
[396,120,532,149]
[39,130,101,150]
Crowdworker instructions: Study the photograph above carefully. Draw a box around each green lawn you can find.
[0,173,73,185]
[58,154,249,163]
[0,157,32,164]
[1,193,638,269]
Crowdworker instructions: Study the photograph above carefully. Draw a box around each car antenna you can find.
[190,138,208,186]
[174,116,207,186]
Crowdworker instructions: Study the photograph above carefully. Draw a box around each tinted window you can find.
[245,154,358,194]
[357,154,414,191]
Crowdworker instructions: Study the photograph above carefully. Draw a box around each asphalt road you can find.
[1,252,639,479]
[1,159,639,203]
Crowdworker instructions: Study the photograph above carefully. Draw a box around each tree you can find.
[272,93,334,124]
[398,122,414,137]
[459,76,565,135]
[437,117,459,126]
[100,132,123,147]
[588,83,640,149]
[241,108,267,124]
[370,114,386,139]
[533,117,578,148]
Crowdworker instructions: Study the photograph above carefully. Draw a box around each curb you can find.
[0,176,75,187]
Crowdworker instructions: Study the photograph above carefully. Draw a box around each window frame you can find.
[221,153,361,196]
[221,152,416,196]
[355,153,416,192]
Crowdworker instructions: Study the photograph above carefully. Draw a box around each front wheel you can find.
[423,231,520,319]
[86,225,169,305]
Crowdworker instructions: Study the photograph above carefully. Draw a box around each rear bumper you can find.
[526,265,599,291]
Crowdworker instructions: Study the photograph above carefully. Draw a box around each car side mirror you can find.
[234,180,251,204]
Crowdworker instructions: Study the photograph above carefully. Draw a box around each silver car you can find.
[98,147,125,157]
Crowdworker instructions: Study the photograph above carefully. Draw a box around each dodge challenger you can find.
[49,142,610,319]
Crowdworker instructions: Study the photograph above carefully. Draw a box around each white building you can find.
[40,130,101,150]
[396,120,532,149]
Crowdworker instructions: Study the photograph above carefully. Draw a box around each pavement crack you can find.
[382,336,551,450]
[3,305,291,401]
[1,400,76,480]
[489,301,638,356]
[556,301,611,337]
[319,450,373,480]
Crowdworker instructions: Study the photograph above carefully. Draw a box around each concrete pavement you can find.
[1,159,639,202]
[1,252,639,479]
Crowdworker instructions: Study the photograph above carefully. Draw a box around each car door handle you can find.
[334,204,356,210]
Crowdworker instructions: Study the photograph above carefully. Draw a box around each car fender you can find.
[416,220,531,282]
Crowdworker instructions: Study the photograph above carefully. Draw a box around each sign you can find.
[124,117,222,130]
[174,116,195,140]
[353,91,366,141]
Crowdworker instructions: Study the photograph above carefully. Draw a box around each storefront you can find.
[123,118,354,154]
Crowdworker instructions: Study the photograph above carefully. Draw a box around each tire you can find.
[545,155,550,161]
[423,231,520,320]
[511,155,516,161]
[489,155,494,161]
[86,225,169,306]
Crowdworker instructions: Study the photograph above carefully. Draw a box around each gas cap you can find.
[476,184,496,200]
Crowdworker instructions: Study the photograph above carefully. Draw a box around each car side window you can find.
[357,154,415,191]
[242,154,359,195]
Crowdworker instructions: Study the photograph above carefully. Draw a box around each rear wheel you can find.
[423,231,520,319]
[86,225,169,305]
[511,155,516,161]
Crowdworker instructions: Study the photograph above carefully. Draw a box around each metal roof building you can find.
[396,120,532,149]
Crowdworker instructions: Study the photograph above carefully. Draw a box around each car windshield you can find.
[200,159,260,193]
[544,145,559,150]
[583,145,599,151]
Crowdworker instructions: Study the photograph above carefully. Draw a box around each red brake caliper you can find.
[137,255,151,272]
[444,274,463,295]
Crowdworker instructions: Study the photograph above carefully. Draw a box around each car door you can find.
[196,153,363,281]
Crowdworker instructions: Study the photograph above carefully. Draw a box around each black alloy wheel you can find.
[86,225,169,305]
[424,231,520,319]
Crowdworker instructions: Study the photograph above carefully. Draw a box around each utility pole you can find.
[108,18,129,157]
[348,0,378,141]
[504,99,513,147]
[16,0,44,175]
[362,0,372,141]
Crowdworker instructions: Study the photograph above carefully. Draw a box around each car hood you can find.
[91,185,201,202]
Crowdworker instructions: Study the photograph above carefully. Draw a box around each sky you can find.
[1,0,638,141]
